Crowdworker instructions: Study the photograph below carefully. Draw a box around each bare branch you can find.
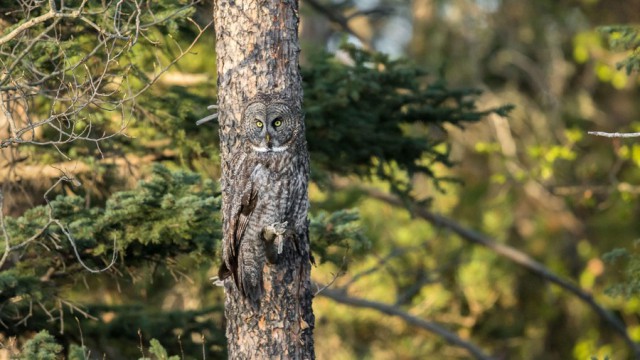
[0,9,85,47]
[345,6,394,21]
[588,131,640,138]
[313,270,343,296]
[120,20,213,103]
[303,0,369,47]
[318,286,494,360]
[340,246,416,290]
[196,112,218,126]
[0,192,11,270]
[59,299,98,321]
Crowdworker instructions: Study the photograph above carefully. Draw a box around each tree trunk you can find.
[213,1,315,359]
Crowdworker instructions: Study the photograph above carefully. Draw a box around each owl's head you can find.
[241,95,301,153]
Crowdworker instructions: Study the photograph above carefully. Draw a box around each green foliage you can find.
[2,164,220,276]
[98,164,220,256]
[67,344,90,360]
[77,304,226,358]
[603,246,640,298]
[14,330,189,360]
[140,339,180,360]
[0,165,224,356]
[303,44,513,191]
[19,330,62,360]
[0,0,210,193]
[599,25,640,74]
[310,209,369,266]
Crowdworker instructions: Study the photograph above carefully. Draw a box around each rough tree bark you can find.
[213,1,315,359]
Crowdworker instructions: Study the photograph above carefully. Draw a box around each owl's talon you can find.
[264,222,288,240]
[275,236,284,254]
[263,222,290,262]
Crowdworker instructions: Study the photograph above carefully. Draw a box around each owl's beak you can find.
[265,133,271,145]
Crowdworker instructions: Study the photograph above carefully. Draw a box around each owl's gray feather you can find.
[219,93,309,308]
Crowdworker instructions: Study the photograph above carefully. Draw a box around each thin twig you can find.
[60,299,98,320]
[0,9,84,47]
[196,113,218,126]
[340,246,416,290]
[0,191,11,270]
[314,270,343,296]
[42,175,117,274]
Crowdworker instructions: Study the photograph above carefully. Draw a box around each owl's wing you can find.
[219,179,259,293]
[286,155,310,228]
[234,185,258,252]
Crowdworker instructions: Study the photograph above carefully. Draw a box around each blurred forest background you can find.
[1,0,640,359]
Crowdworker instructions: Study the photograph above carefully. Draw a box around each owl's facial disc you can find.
[252,130,288,153]
[252,129,288,153]
[244,100,296,153]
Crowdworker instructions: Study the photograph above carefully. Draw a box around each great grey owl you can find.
[218,93,309,307]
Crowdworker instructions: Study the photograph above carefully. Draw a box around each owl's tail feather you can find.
[218,253,241,293]
[219,260,263,307]
[238,261,263,309]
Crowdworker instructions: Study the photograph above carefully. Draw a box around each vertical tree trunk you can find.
[213,1,315,359]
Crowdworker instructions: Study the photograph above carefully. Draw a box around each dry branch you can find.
[318,286,494,360]
[588,131,640,138]
[304,0,368,46]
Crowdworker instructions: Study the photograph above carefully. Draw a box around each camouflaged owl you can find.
[218,93,309,307]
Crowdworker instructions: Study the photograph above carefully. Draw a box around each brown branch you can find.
[303,0,368,46]
[0,191,11,270]
[0,3,89,47]
[339,246,417,290]
[361,186,640,357]
[345,6,394,21]
[318,286,494,360]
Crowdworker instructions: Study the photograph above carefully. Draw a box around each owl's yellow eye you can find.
[256,120,263,128]
[273,119,282,127]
